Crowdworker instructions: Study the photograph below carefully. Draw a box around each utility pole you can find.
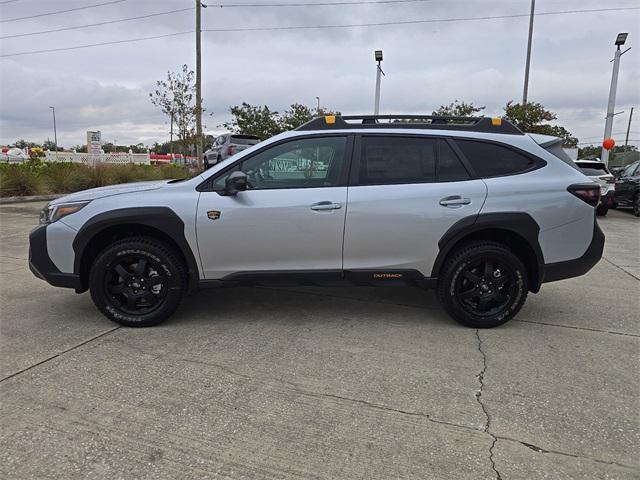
[522,0,535,104]
[602,33,630,166]
[48,106,57,152]
[195,0,204,169]
[170,111,174,155]
[316,96,320,113]
[374,50,384,115]
[624,107,634,151]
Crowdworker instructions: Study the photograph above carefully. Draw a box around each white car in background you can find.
[574,159,616,216]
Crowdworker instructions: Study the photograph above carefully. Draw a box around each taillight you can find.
[227,145,234,156]
[605,176,616,184]
[568,184,600,207]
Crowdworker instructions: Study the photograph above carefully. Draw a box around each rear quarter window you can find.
[455,139,537,178]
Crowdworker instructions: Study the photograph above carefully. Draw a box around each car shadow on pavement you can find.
[172,285,455,328]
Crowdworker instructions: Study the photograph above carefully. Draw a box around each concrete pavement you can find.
[0,202,638,479]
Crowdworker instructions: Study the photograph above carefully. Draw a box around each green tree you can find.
[432,100,485,117]
[504,101,578,147]
[223,102,339,139]
[222,103,281,139]
[149,65,200,154]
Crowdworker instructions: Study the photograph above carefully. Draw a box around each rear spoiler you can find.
[528,133,577,167]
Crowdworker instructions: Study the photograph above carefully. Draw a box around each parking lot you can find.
[0,201,638,479]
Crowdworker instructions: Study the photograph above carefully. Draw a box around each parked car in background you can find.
[204,134,261,169]
[574,159,616,216]
[613,160,640,216]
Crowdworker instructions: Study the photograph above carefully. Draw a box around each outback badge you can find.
[207,210,221,220]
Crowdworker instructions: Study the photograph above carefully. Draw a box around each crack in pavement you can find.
[602,256,640,281]
[0,326,121,383]
[496,436,640,472]
[175,356,481,434]
[513,319,640,338]
[474,329,502,480]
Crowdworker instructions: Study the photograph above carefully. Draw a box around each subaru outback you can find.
[29,115,604,328]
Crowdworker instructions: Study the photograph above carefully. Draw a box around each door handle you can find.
[311,201,342,211]
[439,195,471,207]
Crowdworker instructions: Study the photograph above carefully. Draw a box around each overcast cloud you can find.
[1,0,638,148]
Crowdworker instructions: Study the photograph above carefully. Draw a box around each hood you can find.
[50,180,168,205]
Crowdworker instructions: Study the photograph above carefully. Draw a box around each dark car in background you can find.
[613,160,640,216]
[204,134,261,169]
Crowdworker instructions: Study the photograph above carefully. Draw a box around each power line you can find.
[0,31,193,58]
[208,0,437,6]
[0,7,192,39]
[1,5,638,58]
[0,0,127,23]
[202,6,640,32]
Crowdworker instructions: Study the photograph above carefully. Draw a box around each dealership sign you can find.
[87,131,101,154]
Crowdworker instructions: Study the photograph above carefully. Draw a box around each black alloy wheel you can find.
[89,237,185,327]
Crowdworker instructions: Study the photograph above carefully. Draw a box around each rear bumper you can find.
[29,224,82,289]
[542,219,605,284]
[602,191,616,205]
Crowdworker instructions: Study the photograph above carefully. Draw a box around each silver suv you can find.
[204,133,260,168]
[29,115,604,328]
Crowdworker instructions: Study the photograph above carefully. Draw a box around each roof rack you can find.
[296,114,524,135]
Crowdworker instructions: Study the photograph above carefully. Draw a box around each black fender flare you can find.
[431,212,545,292]
[72,207,200,291]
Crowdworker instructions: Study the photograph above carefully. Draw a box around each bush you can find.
[0,162,189,197]
[0,164,45,196]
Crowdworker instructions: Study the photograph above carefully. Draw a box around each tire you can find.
[596,204,609,216]
[633,194,640,217]
[89,237,185,327]
[217,155,222,165]
[437,241,528,328]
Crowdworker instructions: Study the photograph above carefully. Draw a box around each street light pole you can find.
[374,50,384,115]
[49,106,57,152]
[522,0,535,104]
[601,33,630,166]
[316,96,320,113]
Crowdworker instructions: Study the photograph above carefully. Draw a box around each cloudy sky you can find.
[1,0,639,149]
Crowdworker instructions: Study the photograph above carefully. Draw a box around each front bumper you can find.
[29,224,82,289]
[542,218,605,284]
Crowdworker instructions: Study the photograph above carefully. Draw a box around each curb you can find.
[0,194,65,205]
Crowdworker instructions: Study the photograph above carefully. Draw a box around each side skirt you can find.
[198,269,438,289]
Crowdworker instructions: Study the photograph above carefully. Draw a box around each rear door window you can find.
[355,137,470,185]
[455,140,535,178]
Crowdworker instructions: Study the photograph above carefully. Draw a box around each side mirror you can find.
[224,171,248,196]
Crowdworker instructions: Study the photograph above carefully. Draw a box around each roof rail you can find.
[296,114,524,135]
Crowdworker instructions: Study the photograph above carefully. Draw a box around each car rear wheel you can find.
[634,194,640,217]
[437,241,528,328]
[89,237,185,327]
[596,204,609,216]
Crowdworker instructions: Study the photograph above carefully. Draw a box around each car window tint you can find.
[456,140,534,177]
[577,165,608,176]
[359,137,436,185]
[213,136,346,190]
[438,140,470,182]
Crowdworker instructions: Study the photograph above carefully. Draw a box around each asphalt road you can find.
[0,201,638,480]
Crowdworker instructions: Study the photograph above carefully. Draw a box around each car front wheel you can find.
[437,241,528,328]
[89,237,185,327]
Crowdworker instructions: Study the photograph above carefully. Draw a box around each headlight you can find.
[39,201,90,225]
